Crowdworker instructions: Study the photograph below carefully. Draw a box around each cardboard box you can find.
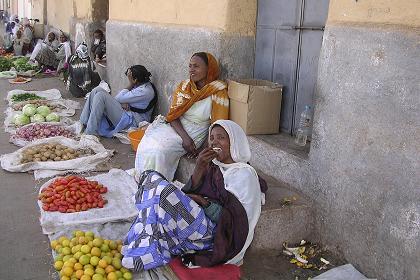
[228,79,283,135]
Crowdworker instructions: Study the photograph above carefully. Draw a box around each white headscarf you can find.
[22,17,29,26]
[208,120,264,265]
[10,15,18,22]
[76,43,89,60]
[209,119,251,164]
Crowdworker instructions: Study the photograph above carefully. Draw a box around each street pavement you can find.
[0,76,135,279]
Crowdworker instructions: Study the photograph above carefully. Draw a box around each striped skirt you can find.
[121,171,215,271]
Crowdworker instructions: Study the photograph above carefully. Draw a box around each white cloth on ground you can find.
[134,96,212,181]
[210,120,263,265]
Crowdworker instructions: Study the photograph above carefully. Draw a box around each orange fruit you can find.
[104,265,115,274]
[98,259,108,269]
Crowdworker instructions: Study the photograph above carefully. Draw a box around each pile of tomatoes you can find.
[39,175,108,213]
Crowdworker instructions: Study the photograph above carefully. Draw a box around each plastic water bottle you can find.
[295,105,312,146]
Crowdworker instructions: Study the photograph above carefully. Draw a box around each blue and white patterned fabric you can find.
[121,171,215,271]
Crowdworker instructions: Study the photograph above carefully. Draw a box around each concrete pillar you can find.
[308,1,420,279]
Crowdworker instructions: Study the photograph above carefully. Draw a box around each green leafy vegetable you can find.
[0,57,13,72]
[11,93,46,102]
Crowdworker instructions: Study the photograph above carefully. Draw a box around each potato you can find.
[41,157,48,161]
[62,155,69,160]
[54,157,61,161]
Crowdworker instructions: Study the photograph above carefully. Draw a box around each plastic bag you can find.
[313,264,376,280]
[0,70,17,79]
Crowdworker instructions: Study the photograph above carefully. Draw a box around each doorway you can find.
[254,0,330,135]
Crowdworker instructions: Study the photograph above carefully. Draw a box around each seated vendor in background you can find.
[67,43,101,98]
[91,29,106,62]
[80,65,157,136]
[29,31,71,73]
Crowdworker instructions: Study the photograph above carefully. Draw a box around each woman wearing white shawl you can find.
[207,119,265,265]
[122,120,267,271]
[29,31,71,72]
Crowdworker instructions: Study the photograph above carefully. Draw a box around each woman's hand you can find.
[187,194,209,207]
[196,148,217,169]
[190,148,218,188]
[182,136,197,158]
[121,103,130,111]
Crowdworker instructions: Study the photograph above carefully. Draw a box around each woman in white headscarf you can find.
[67,43,100,97]
[122,120,267,271]
[29,30,71,72]
[30,31,59,60]
[21,17,33,53]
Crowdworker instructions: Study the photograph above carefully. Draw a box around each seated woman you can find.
[3,20,16,53]
[10,29,23,56]
[21,18,34,54]
[123,120,267,271]
[80,65,157,136]
[29,31,71,72]
[67,43,100,98]
[91,29,106,61]
[30,32,59,60]
[135,52,229,182]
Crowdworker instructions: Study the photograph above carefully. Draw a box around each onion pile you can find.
[14,123,76,141]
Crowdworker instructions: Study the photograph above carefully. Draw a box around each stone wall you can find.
[106,20,255,114]
[302,2,420,279]
[310,24,419,280]
[109,0,257,36]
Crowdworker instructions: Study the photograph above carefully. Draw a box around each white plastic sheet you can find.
[313,264,376,280]
[0,135,114,176]
[6,88,62,105]
[38,169,138,235]
[0,70,17,79]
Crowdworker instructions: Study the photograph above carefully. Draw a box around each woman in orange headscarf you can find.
[135,52,229,181]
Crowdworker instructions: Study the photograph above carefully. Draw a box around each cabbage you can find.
[45,112,60,122]
[30,114,45,123]
[36,105,51,117]
[22,104,37,116]
[13,113,30,126]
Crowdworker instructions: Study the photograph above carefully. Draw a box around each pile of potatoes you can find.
[20,143,94,164]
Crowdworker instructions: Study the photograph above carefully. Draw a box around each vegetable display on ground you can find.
[50,231,132,280]
[12,100,65,112]
[11,92,45,102]
[12,57,38,72]
[20,143,94,163]
[13,103,61,125]
[14,123,76,141]
[0,57,13,71]
[39,175,108,213]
